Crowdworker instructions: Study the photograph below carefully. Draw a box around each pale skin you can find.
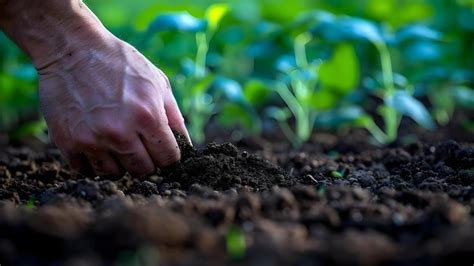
[0,0,191,178]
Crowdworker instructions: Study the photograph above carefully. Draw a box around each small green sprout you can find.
[331,167,346,178]
[226,225,246,261]
[318,185,326,196]
[26,195,36,210]
[331,170,343,178]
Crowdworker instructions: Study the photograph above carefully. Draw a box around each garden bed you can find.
[0,127,473,266]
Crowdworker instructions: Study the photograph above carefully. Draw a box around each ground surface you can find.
[0,125,473,266]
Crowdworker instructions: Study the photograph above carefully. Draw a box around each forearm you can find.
[0,0,111,69]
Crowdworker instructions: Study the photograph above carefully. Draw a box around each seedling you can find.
[26,195,36,210]
[331,170,343,178]
[226,225,246,261]
[266,33,322,148]
[311,17,439,144]
[147,4,229,143]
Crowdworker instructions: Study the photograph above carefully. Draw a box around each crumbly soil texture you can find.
[0,131,473,266]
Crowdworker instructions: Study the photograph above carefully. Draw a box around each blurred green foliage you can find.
[0,0,473,144]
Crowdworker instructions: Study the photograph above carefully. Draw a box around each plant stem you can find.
[374,41,399,143]
[375,42,395,94]
[364,118,389,144]
[195,32,208,78]
[279,120,301,148]
[276,83,309,145]
[294,33,311,68]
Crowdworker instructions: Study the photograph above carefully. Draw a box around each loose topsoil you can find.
[0,127,473,265]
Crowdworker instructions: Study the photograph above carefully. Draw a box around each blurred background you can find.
[1,0,473,146]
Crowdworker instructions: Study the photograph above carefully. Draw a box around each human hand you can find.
[39,35,190,178]
[1,0,190,178]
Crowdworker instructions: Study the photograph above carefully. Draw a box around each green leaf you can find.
[205,3,229,31]
[243,80,271,106]
[226,225,246,261]
[254,21,282,39]
[319,43,360,94]
[386,90,435,129]
[331,170,343,178]
[217,103,259,133]
[403,40,442,62]
[452,86,474,109]
[211,77,245,103]
[275,55,297,73]
[9,119,47,142]
[148,13,207,33]
[338,17,384,43]
[315,106,365,128]
[308,89,338,110]
[190,75,215,96]
[395,24,442,44]
[265,106,291,121]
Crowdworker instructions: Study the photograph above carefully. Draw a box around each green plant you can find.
[26,195,36,210]
[265,33,322,148]
[312,16,438,144]
[0,33,44,138]
[226,225,246,261]
[146,4,229,143]
[212,77,264,136]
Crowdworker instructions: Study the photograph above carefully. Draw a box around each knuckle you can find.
[72,135,96,150]
[98,125,127,144]
[134,107,156,124]
[136,108,169,130]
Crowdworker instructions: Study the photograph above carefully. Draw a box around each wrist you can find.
[1,0,113,70]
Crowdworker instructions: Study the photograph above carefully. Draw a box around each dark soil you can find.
[0,128,473,265]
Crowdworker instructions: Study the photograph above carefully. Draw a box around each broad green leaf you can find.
[366,0,395,20]
[388,2,433,28]
[148,13,207,33]
[338,17,383,43]
[452,86,474,109]
[211,77,245,103]
[319,43,360,94]
[403,40,442,62]
[217,103,260,133]
[308,89,338,110]
[275,55,297,73]
[180,58,196,76]
[243,80,271,106]
[191,75,214,95]
[254,21,282,38]
[294,10,336,27]
[386,90,435,129]
[205,3,229,31]
[265,106,291,121]
[246,41,278,58]
[310,20,345,42]
[315,106,365,128]
[395,24,442,44]
[10,119,47,142]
